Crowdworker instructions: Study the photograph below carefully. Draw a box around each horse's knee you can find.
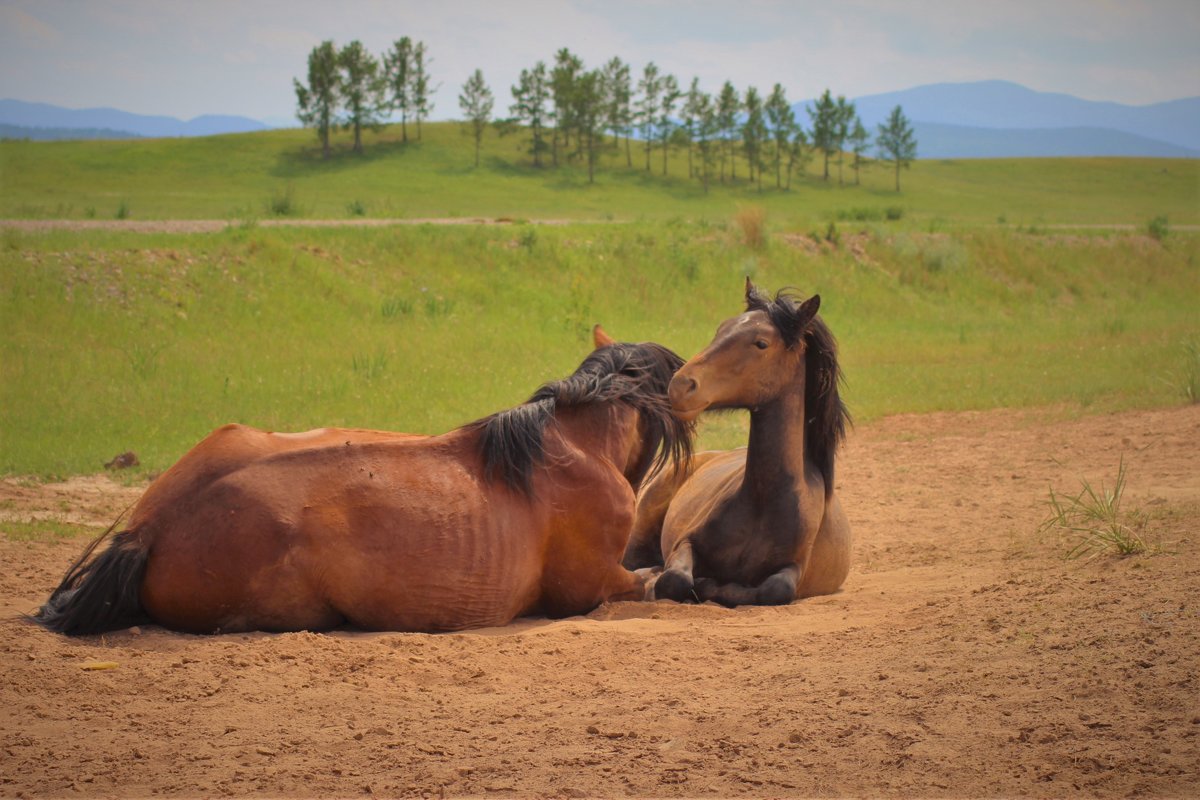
[756,573,797,606]
[653,569,694,602]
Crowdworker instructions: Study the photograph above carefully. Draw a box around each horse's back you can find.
[136,425,543,633]
[798,489,851,597]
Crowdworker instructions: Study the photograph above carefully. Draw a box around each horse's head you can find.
[669,278,821,422]
[586,325,694,489]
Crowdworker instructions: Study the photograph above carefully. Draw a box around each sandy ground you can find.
[1,405,1197,798]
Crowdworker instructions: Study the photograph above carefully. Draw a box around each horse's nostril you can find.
[682,377,698,394]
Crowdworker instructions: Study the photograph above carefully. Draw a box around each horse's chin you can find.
[671,404,708,423]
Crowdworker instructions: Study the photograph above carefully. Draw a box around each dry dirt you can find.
[1,406,1197,798]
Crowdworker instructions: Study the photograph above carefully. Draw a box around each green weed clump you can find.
[267,186,300,217]
[1148,215,1169,241]
[1178,340,1200,404]
[1039,458,1156,560]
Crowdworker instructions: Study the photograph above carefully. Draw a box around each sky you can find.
[2,0,1198,125]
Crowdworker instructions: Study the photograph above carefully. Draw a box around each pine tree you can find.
[848,118,871,185]
[636,62,662,172]
[657,73,680,176]
[681,77,705,179]
[294,40,340,158]
[600,57,633,167]
[459,69,493,168]
[741,87,768,191]
[876,105,917,192]
[807,89,837,181]
[510,61,550,167]
[550,48,583,166]
[833,95,855,186]
[382,37,414,142]
[338,40,384,154]
[695,90,718,193]
[716,81,740,182]
[411,42,435,140]
[764,83,797,189]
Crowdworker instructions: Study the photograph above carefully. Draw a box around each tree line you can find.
[294,37,434,157]
[295,42,918,191]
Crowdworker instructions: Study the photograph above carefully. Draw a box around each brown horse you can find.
[625,279,851,606]
[35,328,692,635]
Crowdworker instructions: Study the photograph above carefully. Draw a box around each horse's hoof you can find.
[756,574,797,606]
[654,569,694,602]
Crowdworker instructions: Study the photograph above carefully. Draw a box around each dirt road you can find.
[2,405,1197,797]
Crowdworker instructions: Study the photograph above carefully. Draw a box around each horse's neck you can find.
[552,403,642,483]
[742,385,807,500]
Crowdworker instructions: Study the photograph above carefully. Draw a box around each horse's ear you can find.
[796,294,821,330]
[744,276,768,310]
[592,324,616,350]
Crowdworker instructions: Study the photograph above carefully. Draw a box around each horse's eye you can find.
[754,340,769,350]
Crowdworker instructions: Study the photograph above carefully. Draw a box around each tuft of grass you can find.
[1179,339,1200,404]
[733,205,767,249]
[347,199,367,217]
[1039,458,1156,559]
[1148,214,1169,241]
[115,200,130,220]
[380,296,413,319]
[267,185,300,217]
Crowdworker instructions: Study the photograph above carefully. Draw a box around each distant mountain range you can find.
[3,80,1198,158]
[799,80,1199,159]
[0,99,268,139]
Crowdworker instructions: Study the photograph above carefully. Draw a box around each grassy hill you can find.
[2,122,1196,226]
[1,125,1198,477]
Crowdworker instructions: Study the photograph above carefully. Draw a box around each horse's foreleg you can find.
[653,540,696,602]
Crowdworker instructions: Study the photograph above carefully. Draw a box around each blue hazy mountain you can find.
[0,99,268,138]
[797,80,1199,159]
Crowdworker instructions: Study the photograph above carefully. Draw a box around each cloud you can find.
[0,5,61,45]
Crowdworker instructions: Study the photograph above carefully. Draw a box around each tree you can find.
[294,40,340,158]
[848,118,871,185]
[411,41,435,140]
[694,90,718,193]
[382,37,414,142]
[785,128,813,190]
[807,89,837,181]
[833,95,855,186]
[338,40,384,154]
[764,83,797,189]
[550,48,583,166]
[876,105,917,191]
[510,61,550,167]
[680,77,705,179]
[459,69,493,168]
[657,73,680,175]
[635,62,662,172]
[575,69,605,183]
[741,86,767,191]
[716,81,740,182]
[600,57,634,167]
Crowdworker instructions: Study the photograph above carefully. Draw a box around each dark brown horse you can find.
[35,328,691,635]
[625,279,851,606]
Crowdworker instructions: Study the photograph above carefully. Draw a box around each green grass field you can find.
[2,122,1197,226]
[1,127,1198,477]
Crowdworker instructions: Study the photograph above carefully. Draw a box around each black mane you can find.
[746,286,850,486]
[476,341,693,496]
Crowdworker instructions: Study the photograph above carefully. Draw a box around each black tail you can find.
[32,525,150,636]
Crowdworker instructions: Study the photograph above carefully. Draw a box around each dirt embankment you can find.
[2,405,1198,797]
